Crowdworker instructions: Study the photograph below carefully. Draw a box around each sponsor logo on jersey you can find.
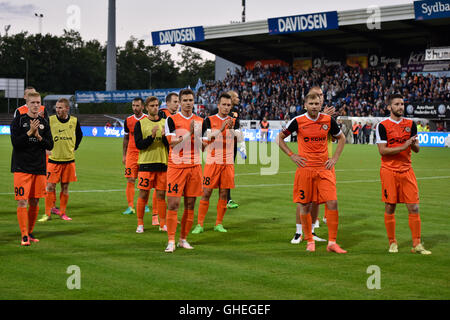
[54,136,73,142]
[304,136,327,143]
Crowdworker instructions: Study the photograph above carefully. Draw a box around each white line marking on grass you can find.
[0,176,449,195]
[236,168,450,176]
[236,175,450,187]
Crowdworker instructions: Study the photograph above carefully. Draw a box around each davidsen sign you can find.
[268,11,338,35]
[152,26,204,46]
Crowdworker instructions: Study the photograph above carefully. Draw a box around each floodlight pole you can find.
[106,0,117,91]
[35,13,44,34]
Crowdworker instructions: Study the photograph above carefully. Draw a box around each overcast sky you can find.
[0,0,415,60]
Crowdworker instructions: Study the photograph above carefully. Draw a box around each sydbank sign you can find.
[414,0,450,20]
[268,11,338,35]
[152,26,204,46]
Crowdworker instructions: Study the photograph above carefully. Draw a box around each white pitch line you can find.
[236,168,450,176]
[0,176,449,195]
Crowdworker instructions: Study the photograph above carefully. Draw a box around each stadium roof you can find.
[183,3,450,65]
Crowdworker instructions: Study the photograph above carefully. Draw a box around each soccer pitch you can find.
[0,135,449,300]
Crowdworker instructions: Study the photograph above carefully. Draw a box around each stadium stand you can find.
[197,65,450,121]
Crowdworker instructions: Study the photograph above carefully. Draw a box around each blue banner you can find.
[414,0,450,20]
[81,126,125,138]
[0,125,11,135]
[242,129,281,142]
[152,26,205,46]
[75,89,181,104]
[417,132,450,147]
[268,11,338,35]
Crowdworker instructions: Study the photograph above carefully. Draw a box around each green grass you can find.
[0,135,449,300]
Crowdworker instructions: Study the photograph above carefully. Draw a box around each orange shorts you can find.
[13,173,47,200]
[137,171,167,191]
[380,167,419,204]
[47,162,77,184]
[125,152,139,179]
[166,165,202,198]
[293,167,337,204]
[203,164,235,189]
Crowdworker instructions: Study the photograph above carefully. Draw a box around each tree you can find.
[177,46,214,88]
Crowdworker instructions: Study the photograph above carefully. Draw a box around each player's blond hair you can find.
[304,93,320,103]
[26,92,41,101]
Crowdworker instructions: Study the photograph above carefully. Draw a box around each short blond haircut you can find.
[26,92,41,101]
[304,93,320,103]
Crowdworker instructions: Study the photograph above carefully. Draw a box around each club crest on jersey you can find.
[39,124,44,130]
[404,127,411,133]
[322,124,329,131]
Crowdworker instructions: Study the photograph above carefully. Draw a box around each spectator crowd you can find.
[196,64,450,124]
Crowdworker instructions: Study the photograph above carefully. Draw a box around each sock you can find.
[60,193,69,215]
[312,223,316,234]
[300,214,313,243]
[296,224,302,234]
[197,200,210,227]
[327,210,339,243]
[181,209,194,240]
[126,182,135,208]
[166,210,178,242]
[227,189,231,202]
[216,199,228,226]
[384,213,396,244]
[28,206,39,234]
[45,191,55,216]
[136,197,146,226]
[157,199,167,228]
[152,190,158,215]
[17,207,28,237]
[408,213,421,247]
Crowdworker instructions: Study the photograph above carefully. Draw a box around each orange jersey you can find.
[376,117,417,172]
[159,108,174,119]
[282,113,341,168]
[260,121,269,132]
[14,105,47,119]
[124,114,147,154]
[204,115,240,165]
[164,112,204,168]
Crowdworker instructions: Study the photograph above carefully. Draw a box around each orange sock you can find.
[197,200,210,227]
[216,199,228,226]
[166,210,178,242]
[60,193,69,214]
[152,191,158,215]
[326,209,339,242]
[157,199,167,227]
[126,183,135,208]
[17,207,28,237]
[300,214,313,243]
[45,191,55,216]
[384,213,396,244]
[136,197,146,226]
[180,208,194,239]
[408,213,421,247]
[28,205,39,234]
